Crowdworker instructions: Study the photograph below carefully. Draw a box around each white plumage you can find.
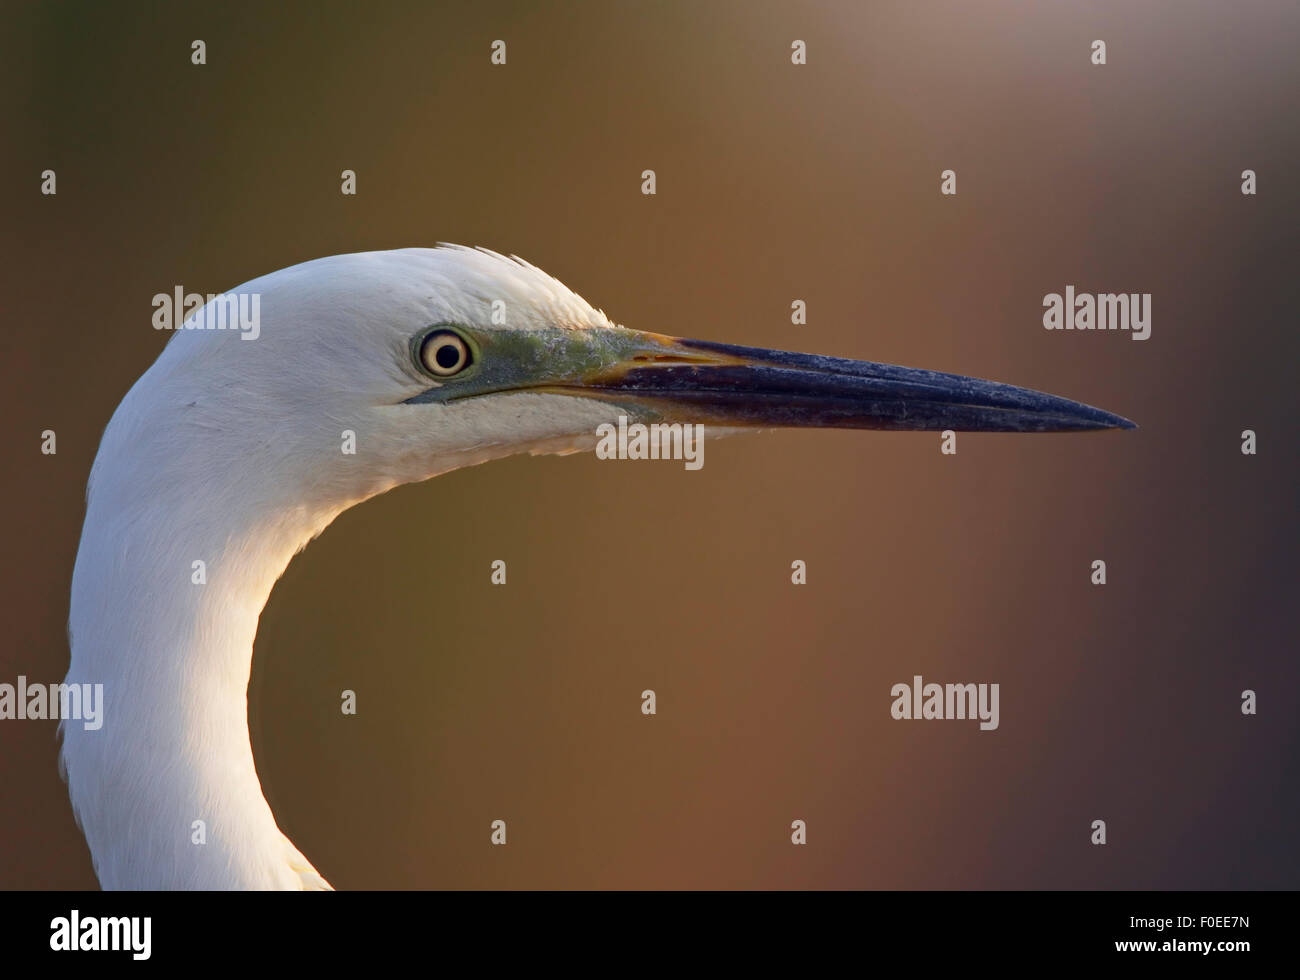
[62,248,626,889]
[62,245,1131,889]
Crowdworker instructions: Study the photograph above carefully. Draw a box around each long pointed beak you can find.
[554,332,1135,433]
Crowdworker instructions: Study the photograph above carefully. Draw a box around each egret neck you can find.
[64,393,353,889]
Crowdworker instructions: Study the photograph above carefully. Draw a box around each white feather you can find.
[62,247,626,889]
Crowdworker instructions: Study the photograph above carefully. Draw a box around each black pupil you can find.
[434,340,462,369]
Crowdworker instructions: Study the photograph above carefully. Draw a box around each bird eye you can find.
[419,329,472,377]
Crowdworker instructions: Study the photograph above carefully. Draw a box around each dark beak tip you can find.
[613,336,1139,435]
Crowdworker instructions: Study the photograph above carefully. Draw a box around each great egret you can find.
[60,246,1133,889]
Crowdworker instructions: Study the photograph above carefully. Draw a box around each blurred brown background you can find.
[3,0,1296,888]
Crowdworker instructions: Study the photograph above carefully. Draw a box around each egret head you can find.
[142,245,1132,511]
[68,244,1136,890]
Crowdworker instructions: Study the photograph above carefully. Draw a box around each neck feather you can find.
[63,420,343,889]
